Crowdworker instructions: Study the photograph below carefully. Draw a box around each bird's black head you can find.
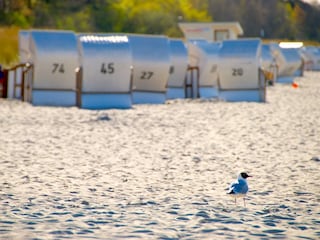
[240,172,252,179]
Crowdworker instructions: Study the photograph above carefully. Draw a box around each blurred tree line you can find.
[0,0,211,36]
[208,0,320,41]
[0,0,319,40]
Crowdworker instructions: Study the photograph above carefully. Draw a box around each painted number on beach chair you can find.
[101,63,115,74]
[232,68,243,76]
[52,63,65,73]
[141,71,154,80]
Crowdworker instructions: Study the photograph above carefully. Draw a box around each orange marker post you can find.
[292,82,299,88]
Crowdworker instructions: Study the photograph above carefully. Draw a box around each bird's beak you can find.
[248,175,252,178]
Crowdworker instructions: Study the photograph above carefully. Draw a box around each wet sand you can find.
[0,72,319,239]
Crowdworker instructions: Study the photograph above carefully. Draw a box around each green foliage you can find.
[113,0,211,36]
[0,26,19,66]
[7,11,30,28]
[0,0,320,65]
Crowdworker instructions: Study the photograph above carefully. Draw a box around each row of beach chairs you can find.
[2,30,318,109]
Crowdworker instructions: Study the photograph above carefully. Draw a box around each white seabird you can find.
[227,172,252,207]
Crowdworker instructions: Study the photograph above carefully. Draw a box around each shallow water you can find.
[1,73,320,239]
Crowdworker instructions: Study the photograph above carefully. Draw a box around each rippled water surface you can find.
[1,73,320,239]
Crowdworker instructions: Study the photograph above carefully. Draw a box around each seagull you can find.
[227,172,252,207]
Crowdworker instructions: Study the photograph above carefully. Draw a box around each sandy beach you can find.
[0,71,319,239]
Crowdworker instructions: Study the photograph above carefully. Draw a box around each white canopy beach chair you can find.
[218,38,266,102]
[78,34,132,109]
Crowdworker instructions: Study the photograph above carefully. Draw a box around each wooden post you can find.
[75,67,82,108]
